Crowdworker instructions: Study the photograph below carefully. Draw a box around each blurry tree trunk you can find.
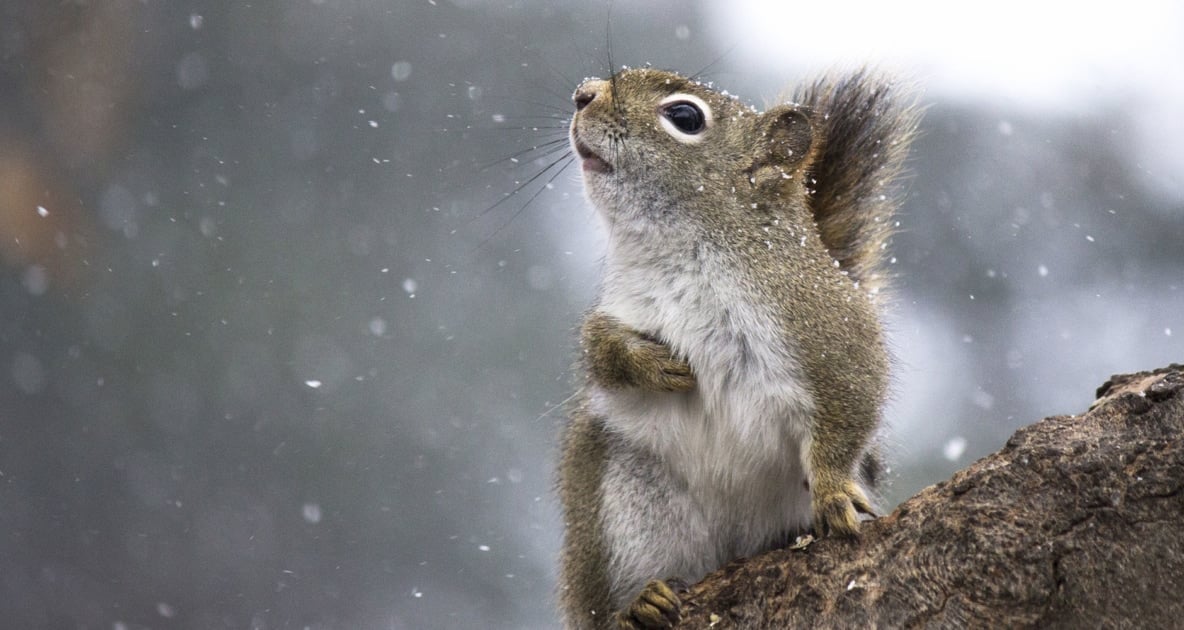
[677,364,1184,629]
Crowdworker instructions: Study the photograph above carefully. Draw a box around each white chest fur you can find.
[590,237,817,588]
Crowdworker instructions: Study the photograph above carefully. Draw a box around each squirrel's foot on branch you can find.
[812,479,876,538]
[616,579,682,629]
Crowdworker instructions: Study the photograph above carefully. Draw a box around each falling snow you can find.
[4,7,1182,630]
[943,437,968,461]
[391,61,412,81]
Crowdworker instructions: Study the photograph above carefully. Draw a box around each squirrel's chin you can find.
[573,134,612,174]
[581,156,612,174]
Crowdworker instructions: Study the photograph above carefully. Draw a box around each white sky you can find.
[710,0,1184,200]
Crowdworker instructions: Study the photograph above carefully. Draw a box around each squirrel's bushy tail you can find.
[794,70,921,296]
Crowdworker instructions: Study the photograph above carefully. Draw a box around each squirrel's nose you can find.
[570,90,592,110]
[573,80,608,111]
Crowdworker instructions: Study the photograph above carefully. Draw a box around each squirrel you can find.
[557,66,920,629]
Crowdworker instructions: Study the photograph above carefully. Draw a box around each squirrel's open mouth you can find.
[573,135,612,174]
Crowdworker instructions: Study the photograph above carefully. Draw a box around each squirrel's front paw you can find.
[812,480,876,538]
[582,313,696,392]
[630,339,696,392]
[616,579,681,629]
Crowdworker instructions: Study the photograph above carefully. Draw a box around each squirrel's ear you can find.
[748,106,814,188]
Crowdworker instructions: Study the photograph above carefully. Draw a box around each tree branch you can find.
[677,364,1184,628]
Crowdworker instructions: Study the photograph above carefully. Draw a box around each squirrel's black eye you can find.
[661,102,706,134]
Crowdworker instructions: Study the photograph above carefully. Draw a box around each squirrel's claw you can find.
[851,489,877,517]
[812,480,874,537]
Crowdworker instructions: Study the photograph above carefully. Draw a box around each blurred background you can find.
[1,1,1181,628]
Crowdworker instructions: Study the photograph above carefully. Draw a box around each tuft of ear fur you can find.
[793,70,922,295]
[747,106,815,191]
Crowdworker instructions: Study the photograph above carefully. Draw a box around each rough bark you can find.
[677,364,1184,629]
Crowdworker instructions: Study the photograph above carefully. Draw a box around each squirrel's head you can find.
[570,68,817,230]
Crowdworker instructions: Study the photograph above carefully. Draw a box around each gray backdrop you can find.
[1,1,1180,628]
